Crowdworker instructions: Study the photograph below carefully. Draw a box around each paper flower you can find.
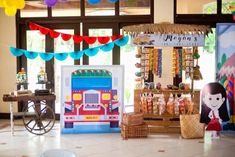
[229,6,235,20]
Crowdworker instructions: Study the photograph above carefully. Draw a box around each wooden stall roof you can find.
[123,23,212,35]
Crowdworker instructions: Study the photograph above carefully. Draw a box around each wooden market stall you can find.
[123,23,211,134]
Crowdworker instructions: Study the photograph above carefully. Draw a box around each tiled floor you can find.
[0,120,235,157]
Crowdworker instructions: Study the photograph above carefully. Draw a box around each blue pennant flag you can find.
[88,0,101,5]
[70,51,84,60]
[85,47,99,57]
[40,53,54,61]
[54,53,69,61]
[108,0,118,3]
[24,51,38,59]
[10,47,24,57]
[114,36,129,47]
[100,42,114,52]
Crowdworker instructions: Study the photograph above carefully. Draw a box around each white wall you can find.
[154,0,173,23]
[0,9,17,113]
[154,0,174,87]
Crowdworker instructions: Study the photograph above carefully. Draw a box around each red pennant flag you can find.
[73,35,83,43]
[61,33,72,41]
[83,36,97,44]
[98,36,110,44]
[39,26,49,35]
[49,30,60,38]
[29,22,39,30]
[111,35,124,41]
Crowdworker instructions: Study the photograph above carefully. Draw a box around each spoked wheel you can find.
[23,102,55,135]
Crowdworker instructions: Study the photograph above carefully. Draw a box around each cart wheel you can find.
[23,103,55,135]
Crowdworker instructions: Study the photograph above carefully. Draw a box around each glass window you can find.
[85,0,115,16]
[54,29,75,114]
[177,0,217,14]
[20,0,48,17]
[120,31,138,113]
[88,29,112,65]
[222,0,235,14]
[120,0,150,15]
[26,30,46,91]
[52,0,81,17]
[183,29,216,90]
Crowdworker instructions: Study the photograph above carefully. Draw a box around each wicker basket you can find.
[122,112,143,126]
[180,114,205,139]
[121,123,148,139]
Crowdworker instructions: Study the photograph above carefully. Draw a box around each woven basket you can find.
[121,123,148,139]
[180,114,205,139]
[122,112,143,126]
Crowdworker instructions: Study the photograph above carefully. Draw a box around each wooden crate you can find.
[144,114,180,133]
[122,112,143,126]
[121,123,148,139]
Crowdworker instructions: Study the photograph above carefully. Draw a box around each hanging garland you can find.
[29,22,124,44]
[44,0,119,7]
[9,36,129,61]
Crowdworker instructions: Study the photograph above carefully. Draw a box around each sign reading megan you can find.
[132,34,205,47]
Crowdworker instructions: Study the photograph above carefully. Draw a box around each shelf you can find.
[134,89,200,134]
[135,88,200,94]
[143,113,179,119]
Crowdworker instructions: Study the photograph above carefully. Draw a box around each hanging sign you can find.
[131,34,205,47]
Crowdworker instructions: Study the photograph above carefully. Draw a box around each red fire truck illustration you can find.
[63,69,119,130]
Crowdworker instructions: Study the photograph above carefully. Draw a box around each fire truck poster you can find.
[131,34,205,47]
[61,65,124,134]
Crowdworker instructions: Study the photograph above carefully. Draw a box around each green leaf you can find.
[217,62,222,70]
[221,53,227,65]
[220,76,227,85]
[203,29,215,54]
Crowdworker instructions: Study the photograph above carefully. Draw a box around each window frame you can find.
[16,0,154,116]
[174,0,234,85]
[174,0,234,27]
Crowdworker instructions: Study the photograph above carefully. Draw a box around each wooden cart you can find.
[2,94,56,135]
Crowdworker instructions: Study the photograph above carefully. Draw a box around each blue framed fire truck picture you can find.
[60,65,124,134]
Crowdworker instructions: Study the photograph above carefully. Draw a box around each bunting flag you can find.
[87,0,119,5]
[44,0,119,7]
[29,22,124,44]
[9,36,129,61]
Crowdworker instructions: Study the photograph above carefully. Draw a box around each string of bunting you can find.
[29,22,124,44]
[9,36,129,61]
[44,0,119,7]
[87,0,119,5]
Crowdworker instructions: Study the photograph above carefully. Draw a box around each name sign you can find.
[132,34,205,47]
